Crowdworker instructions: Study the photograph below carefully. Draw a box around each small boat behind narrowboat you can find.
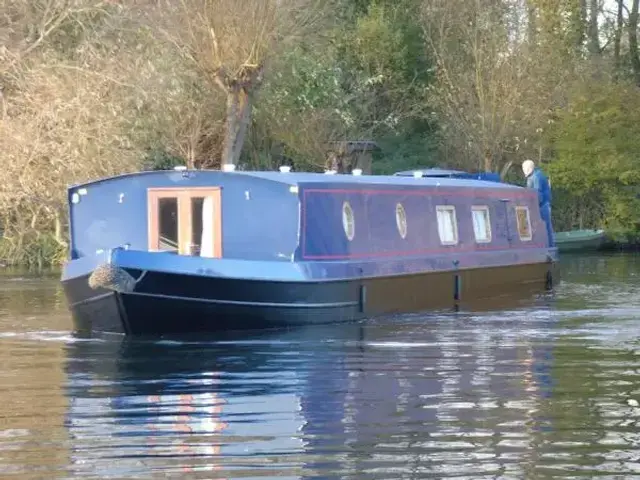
[61,166,559,335]
[555,229,606,253]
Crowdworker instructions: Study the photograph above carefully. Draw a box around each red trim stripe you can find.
[302,187,536,199]
[302,243,544,260]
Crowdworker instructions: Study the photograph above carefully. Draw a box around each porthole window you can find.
[396,203,407,239]
[342,201,355,241]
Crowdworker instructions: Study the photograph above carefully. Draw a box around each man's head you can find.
[522,159,535,177]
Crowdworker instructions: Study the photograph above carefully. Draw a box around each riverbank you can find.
[599,229,640,251]
[0,235,67,271]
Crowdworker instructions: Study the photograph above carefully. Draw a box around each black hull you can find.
[63,262,558,336]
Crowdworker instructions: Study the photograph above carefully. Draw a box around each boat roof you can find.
[395,167,501,180]
[68,169,522,191]
[236,171,518,189]
[395,168,471,177]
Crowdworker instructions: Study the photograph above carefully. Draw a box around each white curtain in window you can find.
[472,210,488,241]
[200,196,215,257]
[437,209,456,243]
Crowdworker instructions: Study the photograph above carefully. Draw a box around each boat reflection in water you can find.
[64,312,556,478]
[64,332,310,478]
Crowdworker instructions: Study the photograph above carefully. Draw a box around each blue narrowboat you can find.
[60,167,558,335]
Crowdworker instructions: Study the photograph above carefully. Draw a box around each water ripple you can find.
[2,255,640,477]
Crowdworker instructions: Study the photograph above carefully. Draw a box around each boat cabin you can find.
[66,169,548,264]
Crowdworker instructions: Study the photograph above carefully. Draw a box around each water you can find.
[1,254,640,479]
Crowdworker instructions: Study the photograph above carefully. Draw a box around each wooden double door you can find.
[147,187,222,257]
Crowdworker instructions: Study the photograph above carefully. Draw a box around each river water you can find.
[1,253,640,479]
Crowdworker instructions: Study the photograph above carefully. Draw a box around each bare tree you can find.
[422,0,559,174]
[0,0,111,119]
[0,1,88,68]
[147,0,328,168]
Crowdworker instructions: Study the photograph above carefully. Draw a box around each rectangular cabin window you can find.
[436,205,458,245]
[515,206,532,241]
[471,206,492,243]
[158,197,179,251]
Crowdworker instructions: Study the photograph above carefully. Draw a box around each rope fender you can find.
[88,248,147,293]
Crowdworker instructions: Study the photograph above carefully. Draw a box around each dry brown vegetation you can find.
[0,0,330,266]
[2,0,640,266]
[0,1,143,265]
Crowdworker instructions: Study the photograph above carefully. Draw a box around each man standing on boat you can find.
[522,159,555,247]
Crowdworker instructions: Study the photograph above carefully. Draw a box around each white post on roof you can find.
[279,166,291,173]
[413,170,423,178]
[222,164,236,172]
[324,169,337,175]
[352,168,363,176]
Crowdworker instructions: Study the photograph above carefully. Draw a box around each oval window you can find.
[396,203,407,239]
[342,201,355,241]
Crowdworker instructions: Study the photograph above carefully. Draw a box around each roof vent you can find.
[324,169,337,175]
[222,164,236,172]
[279,166,291,173]
[352,168,363,176]
[173,165,187,171]
[412,171,423,178]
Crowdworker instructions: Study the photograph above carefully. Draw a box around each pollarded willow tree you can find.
[150,0,329,168]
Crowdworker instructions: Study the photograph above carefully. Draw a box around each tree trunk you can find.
[53,210,66,246]
[566,0,587,50]
[232,92,252,166]
[216,65,262,168]
[630,0,640,85]
[221,89,240,167]
[220,88,253,167]
[0,86,6,120]
[527,1,537,45]
[483,149,492,172]
[614,0,624,74]
[579,0,588,47]
[500,160,513,181]
[587,0,600,55]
